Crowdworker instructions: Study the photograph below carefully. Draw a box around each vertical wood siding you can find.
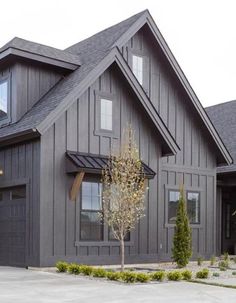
[122,25,217,259]
[40,64,162,265]
[0,140,40,266]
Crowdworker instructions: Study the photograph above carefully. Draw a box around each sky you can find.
[1,0,236,107]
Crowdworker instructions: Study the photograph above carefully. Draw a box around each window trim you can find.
[76,176,134,245]
[80,180,104,242]
[0,74,11,126]
[132,54,143,85]
[165,184,203,228]
[94,91,119,138]
[186,190,201,225]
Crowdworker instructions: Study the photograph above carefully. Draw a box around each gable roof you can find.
[0,10,231,164]
[0,45,178,156]
[67,10,232,165]
[0,37,81,70]
[206,101,236,173]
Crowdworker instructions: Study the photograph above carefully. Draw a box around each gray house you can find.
[206,101,236,254]
[0,10,233,268]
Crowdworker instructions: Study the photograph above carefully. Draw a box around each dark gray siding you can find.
[39,64,162,266]
[11,62,63,122]
[122,25,218,259]
[0,139,40,266]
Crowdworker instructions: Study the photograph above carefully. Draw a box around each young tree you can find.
[102,126,147,271]
[172,185,192,268]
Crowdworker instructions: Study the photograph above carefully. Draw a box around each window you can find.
[187,192,200,224]
[11,187,26,200]
[168,190,180,223]
[100,98,112,131]
[0,80,8,120]
[80,181,103,241]
[132,55,143,85]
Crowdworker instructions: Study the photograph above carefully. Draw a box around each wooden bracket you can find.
[70,171,85,201]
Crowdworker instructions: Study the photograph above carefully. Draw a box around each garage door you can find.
[0,186,26,267]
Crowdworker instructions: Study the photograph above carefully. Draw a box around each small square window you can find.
[100,99,112,131]
[11,187,26,200]
[0,80,8,120]
[132,55,143,85]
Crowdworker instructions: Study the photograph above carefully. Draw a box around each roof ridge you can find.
[66,10,147,54]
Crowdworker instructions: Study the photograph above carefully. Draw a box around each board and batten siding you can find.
[40,64,162,266]
[0,139,40,266]
[121,25,218,259]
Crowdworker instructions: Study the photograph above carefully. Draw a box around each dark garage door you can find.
[0,186,26,267]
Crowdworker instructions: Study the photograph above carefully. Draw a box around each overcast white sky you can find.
[1,0,236,107]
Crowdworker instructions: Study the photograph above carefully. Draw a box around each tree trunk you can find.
[120,238,125,272]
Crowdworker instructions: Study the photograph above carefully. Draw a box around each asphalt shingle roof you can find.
[0,11,145,139]
[0,37,81,65]
[206,101,236,173]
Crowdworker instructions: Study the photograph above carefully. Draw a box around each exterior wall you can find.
[39,64,163,266]
[0,139,40,266]
[11,61,63,122]
[122,25,218,259]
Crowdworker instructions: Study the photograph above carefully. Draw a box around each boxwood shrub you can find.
[56,261,68,273]
[68,263,81,275]
[181,270,192,280]
[80,265,94,276]
[167,271,182,281]
[135,273,150,283]
[106,271,122,281]
[195,268,209,279]
[151,271,165,282]
[92,268,107,278]
[121,271,137,283]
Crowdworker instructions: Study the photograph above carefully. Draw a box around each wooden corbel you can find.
[70,171,85,201]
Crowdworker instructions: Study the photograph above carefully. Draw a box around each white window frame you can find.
[132,55,143,85]
[100,98,113,131]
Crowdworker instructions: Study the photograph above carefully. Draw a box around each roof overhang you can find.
[66,151,156,179]
[0,47,80,71]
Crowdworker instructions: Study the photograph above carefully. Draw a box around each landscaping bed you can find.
[54,255,236,285]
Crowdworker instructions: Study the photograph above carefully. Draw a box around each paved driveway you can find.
[0,267,236,303]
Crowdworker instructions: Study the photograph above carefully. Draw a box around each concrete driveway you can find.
[0,267,236,303]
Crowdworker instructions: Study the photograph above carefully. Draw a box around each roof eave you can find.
[0,128,40,148]
[0,47,80,71]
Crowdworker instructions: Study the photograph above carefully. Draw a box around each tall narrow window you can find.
[100,98,112,131]
[0,80,8,120]
[168,190,180,223]
[132,55,143,85]
[225,203,231,239]
[80,181,103,241]
[187,192,200,224]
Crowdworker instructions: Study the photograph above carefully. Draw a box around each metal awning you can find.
[66,151,156,179]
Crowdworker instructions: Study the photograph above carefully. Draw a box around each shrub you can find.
[68,263,81,275]
[219,267,226,271]
[92,268,107,278]
[80,265,94,276]
[121,271,137,283]
[135,273,150,283]
[167,271,182,281]
[195,268,209,279]
[233,257,236,264]
[223,252,229,261]
[182,270,192,280]
[172,186,192,268]
[56,261,68,273]
[197,256,204,266]
[232,271,236,276]
[210,255,216,266]
[106,271,122,281]
[151,271,165,282]
[219,260,229,270]
[213,272,220,277]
